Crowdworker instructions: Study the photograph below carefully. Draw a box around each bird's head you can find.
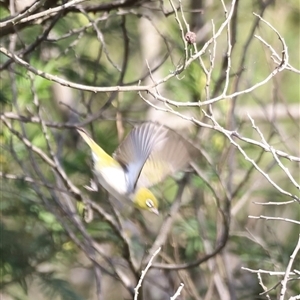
[133,187,159,215]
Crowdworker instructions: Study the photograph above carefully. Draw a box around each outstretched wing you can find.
[113,122,168,193]
[114,122,197,191]
[136,125,196,188]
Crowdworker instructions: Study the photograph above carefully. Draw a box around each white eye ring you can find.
[146,199,154,208]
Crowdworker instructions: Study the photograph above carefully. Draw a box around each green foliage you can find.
[39,274,84,300]
[0,179,74,297]
[173,218,204,259]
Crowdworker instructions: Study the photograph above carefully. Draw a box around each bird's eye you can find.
[146,199,154,208]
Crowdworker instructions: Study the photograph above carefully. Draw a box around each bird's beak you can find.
[151,207,159,215]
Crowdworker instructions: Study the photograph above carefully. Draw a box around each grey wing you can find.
[136,127,196,188]
[113,122,169,192]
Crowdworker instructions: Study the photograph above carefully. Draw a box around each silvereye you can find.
[77,122,195,214]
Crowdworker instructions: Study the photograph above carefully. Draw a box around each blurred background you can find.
[1,0,299,299]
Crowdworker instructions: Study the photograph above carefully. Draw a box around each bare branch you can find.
[134,247,161,300]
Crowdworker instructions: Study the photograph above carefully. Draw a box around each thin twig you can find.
[134,247,161,300]
[170,283,185,300]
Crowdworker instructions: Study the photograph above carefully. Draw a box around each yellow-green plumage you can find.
[133,187,158,214]
[77,129,119,168]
